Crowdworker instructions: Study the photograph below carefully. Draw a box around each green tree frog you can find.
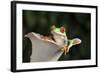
[51,25,82,55]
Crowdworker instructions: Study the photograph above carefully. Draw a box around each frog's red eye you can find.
[60,27,65,33]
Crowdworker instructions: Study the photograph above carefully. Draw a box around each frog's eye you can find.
[60,26,65,33]
[51,25,56,30]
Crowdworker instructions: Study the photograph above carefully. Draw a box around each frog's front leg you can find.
[61,38,82,55]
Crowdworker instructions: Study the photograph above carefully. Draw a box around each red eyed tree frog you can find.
[50,25,82,55]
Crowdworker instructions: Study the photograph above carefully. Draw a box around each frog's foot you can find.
[61,45,69,55]
[41,36,52,43]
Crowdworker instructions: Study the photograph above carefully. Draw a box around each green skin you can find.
[51,26,81,55]
[52,28,67,37]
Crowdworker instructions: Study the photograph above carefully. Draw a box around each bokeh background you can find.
[22,10,91,62]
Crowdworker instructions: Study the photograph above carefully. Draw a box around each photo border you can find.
[11,1,98,72]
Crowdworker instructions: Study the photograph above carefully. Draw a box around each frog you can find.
[50,25,82,55]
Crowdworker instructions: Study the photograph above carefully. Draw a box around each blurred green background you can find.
[23,10,91,62]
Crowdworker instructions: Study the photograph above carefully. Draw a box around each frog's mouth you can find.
[53,31,66,36]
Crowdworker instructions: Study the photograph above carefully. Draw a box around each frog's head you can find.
[51,25,66,36]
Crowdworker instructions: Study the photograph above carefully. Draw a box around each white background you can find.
[0,0,99,73]
[16,3,96,70]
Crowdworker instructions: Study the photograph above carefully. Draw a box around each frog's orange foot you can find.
[61,45,69,55]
